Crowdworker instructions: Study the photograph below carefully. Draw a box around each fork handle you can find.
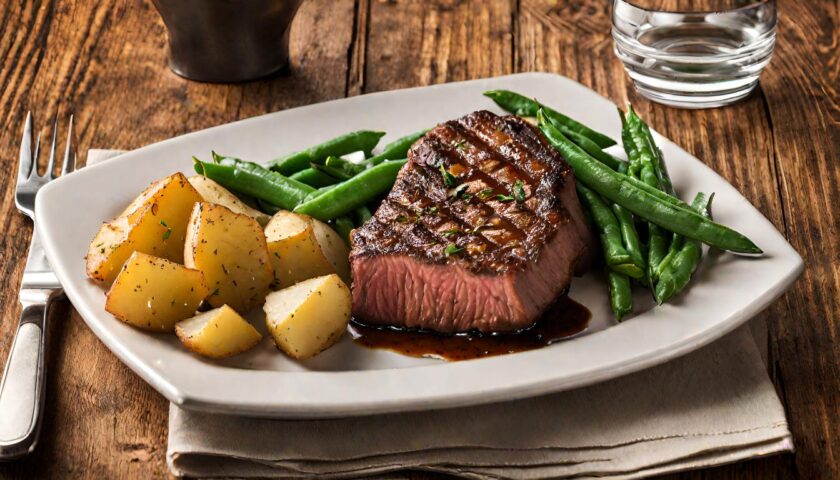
[0,292,59,459]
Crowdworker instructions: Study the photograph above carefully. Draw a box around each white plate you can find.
[35,73,802,418]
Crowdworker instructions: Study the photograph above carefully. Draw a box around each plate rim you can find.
[35,72,803,418]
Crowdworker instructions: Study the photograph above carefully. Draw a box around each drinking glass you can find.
[612,0,776,108]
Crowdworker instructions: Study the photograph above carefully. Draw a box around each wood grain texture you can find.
[0,0,836,478]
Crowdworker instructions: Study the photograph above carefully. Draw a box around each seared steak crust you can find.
[350,110,593,333]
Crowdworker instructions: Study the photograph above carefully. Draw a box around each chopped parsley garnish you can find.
[444,244,464,256]
[453,140,467,150]
[477,188,494,199]
[160,220,172,240]
[496,194,514,202]
[439,165,457,187]
[426,206,438,215]
[513,180,526,203]
[441,229,460,237]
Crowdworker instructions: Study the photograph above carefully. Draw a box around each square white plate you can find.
[35,73,802,418]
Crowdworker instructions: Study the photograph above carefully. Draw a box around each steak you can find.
[350,110,594,333]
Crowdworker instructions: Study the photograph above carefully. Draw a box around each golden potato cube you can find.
[187,175,270,226]
[184,202,274,314]
[175,305,262,359]
[263,273,351,359]
[265,211,336,288]
[105,251,209,332]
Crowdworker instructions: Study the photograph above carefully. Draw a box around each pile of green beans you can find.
[487,90,761,320]
[194,129,425,244]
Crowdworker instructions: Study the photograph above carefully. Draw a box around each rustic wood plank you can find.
[757,1,840,478]
[0,0,357,478]
[363,0,516,93]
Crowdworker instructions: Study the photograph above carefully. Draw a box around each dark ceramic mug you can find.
[151,0,305,83]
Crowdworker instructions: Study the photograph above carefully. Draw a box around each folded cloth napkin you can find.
[87,149,794,479]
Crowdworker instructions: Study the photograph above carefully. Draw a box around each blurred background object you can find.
[152,0,305,83]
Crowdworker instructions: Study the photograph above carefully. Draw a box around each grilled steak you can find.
[350,110,594,333]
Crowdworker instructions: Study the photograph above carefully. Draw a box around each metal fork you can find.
[0,112,75,459]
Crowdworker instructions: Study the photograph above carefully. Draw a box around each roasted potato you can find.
[187,175,270,226]
[118,172,202,262]
[87,204,171,284]
[86,172,203,284]
[310,218,351,284]
[105,251,209,332]
[263,273,351,359]
[184,202,274,314]
[265,211,335,288]
[175,305,262,359]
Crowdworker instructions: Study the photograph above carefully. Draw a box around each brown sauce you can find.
[349,296,590,361]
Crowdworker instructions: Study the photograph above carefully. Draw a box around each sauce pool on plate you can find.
[349,296,590,361]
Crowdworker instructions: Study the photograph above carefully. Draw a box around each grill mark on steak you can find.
[401,139,522,254]
[351,110,579,275]
[419,129,534,253]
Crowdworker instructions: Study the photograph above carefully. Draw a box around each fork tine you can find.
[45,117,58,179]
[18,111,33,183]
[61,114,75,176]
[29,132,41,179]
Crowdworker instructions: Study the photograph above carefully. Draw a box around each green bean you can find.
[320,155,362,179]
[611,162,646,277]
[333,216,355,245]
[626,108,686,283]
[620,109,669,283]
[625,107,661,191]
[355,206,373,225]
[193,157,315,211]
[368,129,429,165]
[556,123,622,170]
[294,160,407,221]
[608,271,633,321]
[303,185,338,202]
[289,168,342,188]
[537,111,762,254]
[270,130,386,175]
[655,193,714,304]
[639,119,675,196]
[576,183,645,279]
[484,89,616,148]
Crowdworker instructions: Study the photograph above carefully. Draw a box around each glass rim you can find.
[614,0,776,16]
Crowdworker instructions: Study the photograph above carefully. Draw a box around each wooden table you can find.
[0,0,836,478]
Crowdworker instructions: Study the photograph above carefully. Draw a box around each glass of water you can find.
[612,0,776,108]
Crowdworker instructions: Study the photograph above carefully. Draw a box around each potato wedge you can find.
[187,175,270,226]
[184,202,274,314]
[263,274,351,359]
[105,252,209,332]
[119,172,202,261]
[310,218,351,284]
[265,211,335,288]
[87,204,173,284]
[87,172,203,284]
[175,305,262,359]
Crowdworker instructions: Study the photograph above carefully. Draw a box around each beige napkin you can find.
[88,150,793,479]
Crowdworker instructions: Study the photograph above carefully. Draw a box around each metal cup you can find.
[151,0,305,83]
